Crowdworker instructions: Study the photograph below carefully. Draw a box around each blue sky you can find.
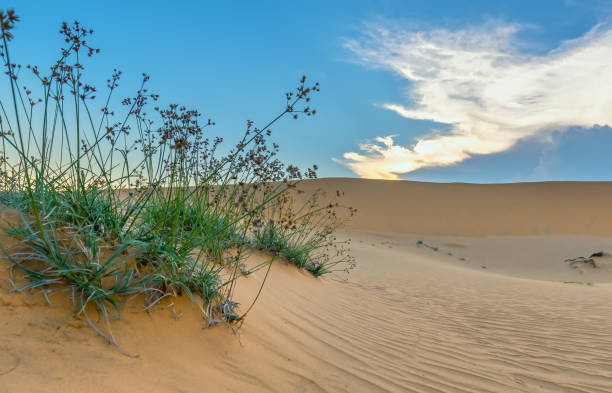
[5,0,612,182]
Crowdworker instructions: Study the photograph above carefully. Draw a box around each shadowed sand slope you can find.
[2,179,612,392]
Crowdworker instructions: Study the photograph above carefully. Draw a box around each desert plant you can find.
[252,187,356,276]
[0,9,346,352]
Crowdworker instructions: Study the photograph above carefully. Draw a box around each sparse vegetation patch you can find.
[0,10,354,352]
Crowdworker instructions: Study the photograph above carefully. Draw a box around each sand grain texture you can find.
[2,179,612,392]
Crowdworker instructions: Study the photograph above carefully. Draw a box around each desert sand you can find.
[2,178,612,392]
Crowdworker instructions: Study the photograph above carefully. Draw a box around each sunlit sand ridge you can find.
[2,178,612,392]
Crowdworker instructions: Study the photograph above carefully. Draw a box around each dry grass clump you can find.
[0,10,354,352]
[252,188,356,276]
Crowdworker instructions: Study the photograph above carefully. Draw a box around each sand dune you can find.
[2,179,612,392]
[297,178,612,236]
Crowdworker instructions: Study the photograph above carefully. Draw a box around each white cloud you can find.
[339,23,612,180]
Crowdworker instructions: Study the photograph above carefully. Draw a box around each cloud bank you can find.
[340,23,612,179]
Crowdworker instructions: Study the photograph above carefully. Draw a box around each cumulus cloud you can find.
[338,23,612,180]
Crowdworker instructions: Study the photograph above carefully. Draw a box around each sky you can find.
[4,0,612,183]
